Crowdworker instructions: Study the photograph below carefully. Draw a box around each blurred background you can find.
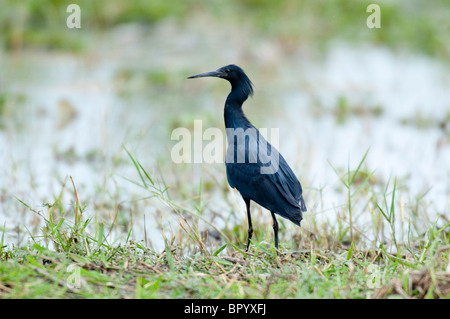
[0,0,449,251]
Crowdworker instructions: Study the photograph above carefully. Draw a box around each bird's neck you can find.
[224,86,252,129]
[224,100,251,130]
[228,83,250,105]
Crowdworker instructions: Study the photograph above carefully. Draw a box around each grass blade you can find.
[213,244,227,256]
[164,238,175,272]
[350,148,370,185]
[123,145,148,189]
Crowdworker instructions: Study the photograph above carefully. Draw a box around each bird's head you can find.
[188,64,254,97]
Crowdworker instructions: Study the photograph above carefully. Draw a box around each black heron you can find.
[188,64,307,253]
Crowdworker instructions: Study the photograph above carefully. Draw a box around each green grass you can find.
[1,149,449,299]
[1,223,449,298]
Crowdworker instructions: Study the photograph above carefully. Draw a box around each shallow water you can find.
[0,23,449,250]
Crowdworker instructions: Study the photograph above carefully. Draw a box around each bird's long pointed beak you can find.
[187,70,223,79]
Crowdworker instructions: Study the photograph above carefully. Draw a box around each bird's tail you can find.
[289,213,302,227]
[287,196,306,226]
[299,195,307,212]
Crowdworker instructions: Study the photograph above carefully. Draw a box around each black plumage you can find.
[188,64,306,252]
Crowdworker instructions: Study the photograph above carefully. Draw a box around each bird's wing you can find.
[276,153,305,204]
[226,161,303,224]
[249,130,304,208]
[226,167,236,189]
[225,128,306,217]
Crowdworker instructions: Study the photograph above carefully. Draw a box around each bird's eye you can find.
[225,69,230,74]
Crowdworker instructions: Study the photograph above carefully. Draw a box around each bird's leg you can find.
[244,198,253,252]
[270,211,280,255]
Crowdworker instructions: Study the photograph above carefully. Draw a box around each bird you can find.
[187,64,306,253]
